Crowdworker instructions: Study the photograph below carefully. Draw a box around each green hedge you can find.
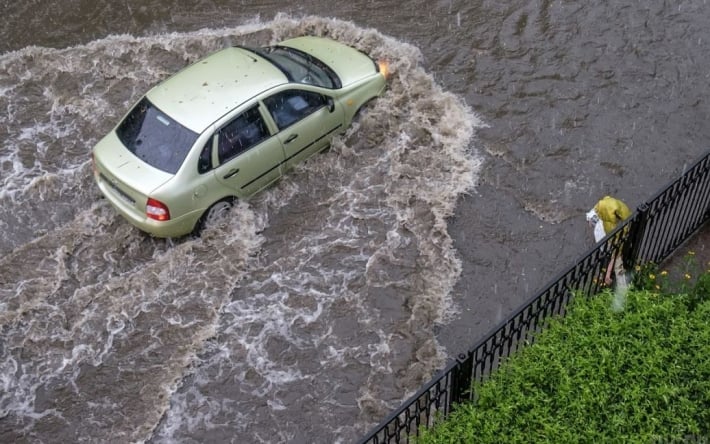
[417,289,710,443]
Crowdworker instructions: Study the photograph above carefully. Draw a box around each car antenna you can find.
[235,45,260,63]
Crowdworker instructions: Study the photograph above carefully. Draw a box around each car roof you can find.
[146,47,288,133]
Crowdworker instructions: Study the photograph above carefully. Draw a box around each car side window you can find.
[197,140,212,174]
[217,106,268,165]
[264,90,327,130]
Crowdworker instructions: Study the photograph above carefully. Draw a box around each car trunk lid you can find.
[93,131,173,211]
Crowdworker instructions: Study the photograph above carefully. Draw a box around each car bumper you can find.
[95,173,199,238]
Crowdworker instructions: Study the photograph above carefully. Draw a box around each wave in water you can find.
[0,14,483,443]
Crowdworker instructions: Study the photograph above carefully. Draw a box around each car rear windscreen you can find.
[116,97,198,174]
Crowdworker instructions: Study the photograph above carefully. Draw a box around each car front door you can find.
[213,105,286,197]
[263,89,344,170]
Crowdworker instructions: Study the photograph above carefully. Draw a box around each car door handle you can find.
[284,134,298,144]
[223,168,240,179]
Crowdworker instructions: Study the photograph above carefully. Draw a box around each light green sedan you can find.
[92,36,388,237]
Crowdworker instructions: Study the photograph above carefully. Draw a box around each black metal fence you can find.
[358,151,710,444]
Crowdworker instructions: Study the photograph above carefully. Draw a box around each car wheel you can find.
[194,198,234,235]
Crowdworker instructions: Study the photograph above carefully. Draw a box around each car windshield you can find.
[116,97,198,174]
[249,46,341,89]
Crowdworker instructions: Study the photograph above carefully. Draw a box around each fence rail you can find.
[358,151,710,444]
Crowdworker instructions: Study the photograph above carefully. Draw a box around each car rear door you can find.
[213,105,286,197]
[263,89,344,170]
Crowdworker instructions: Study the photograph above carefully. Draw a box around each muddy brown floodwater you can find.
[1,1,709,443]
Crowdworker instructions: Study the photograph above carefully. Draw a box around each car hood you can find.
[280,36,378,87]
[93,131,173,195]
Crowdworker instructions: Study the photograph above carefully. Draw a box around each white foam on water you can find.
[0,200,266,441]
[0,20,273,252]
[0,13,483,443]
[155,15,483,442]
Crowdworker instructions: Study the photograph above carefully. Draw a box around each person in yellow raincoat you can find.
[586,196,632,286]
[594,196,631,236]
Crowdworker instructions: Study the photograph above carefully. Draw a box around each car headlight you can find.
[377,60,390,79]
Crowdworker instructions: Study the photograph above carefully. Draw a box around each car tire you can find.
[194,198,234,235]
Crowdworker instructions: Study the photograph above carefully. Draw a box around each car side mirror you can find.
[326,97,335,113]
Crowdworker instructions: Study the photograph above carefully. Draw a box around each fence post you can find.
[624,203,650,269]
[450,352,472,405]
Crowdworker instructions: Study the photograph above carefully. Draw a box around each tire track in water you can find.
[0,200,266,442]
[0,15,482,443]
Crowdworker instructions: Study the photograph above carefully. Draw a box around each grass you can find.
[416,266,710,443]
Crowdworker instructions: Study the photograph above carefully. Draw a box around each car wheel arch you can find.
[193,196,237,235]
[350,97,378,125]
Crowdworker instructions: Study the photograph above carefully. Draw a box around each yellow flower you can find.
[660,270,668,276]
[649,274,656,280]
[655,285,660,290]
[684,273,692,280]
[688,251,695,256]
[635,265,641,272]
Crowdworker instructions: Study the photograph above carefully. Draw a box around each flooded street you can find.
[2,1,710,442]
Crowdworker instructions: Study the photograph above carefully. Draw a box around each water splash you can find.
[0,14,483,443]
[612,271,629,312]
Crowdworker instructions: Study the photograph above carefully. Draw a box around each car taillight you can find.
[146,198,170,221]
